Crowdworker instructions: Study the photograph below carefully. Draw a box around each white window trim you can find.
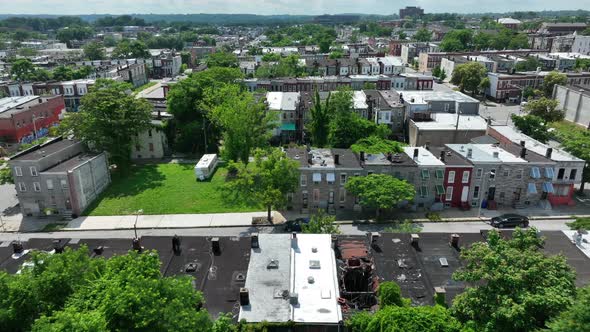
[33,182,41,192]
[448,171,455,183]
[18,182,26,192]
[462,171,470,184]
[445,186,454,201]
[46,179,54,190]
[15,167,22,177]
[30,166,38,177]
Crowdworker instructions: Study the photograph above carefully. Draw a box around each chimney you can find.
[251,233,259,249]
[440,150,445,162]
[331,235,338,249]
[239,288,250,306]
[545,148,553,159]
[360,151,365,161]
[387,152,393,161]
[172,235,181,255]
[292,232,298,248]
[520,140,526,147]
[12,241,24,254]
[370,232,380,244]
[413,148,419,160]
[53,239,63,254]
[467,148,473,159]
[520,146,527,159]
[289,292,299,305]
[450,233,460,249]
[411,233,420,247]
[211,237,221,254]
[493,151,499,158]
[334,154,340,165]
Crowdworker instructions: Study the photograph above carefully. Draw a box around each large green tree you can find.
[345,174,416,217]
[112,39,151,59]
[440,29,473,51]
[451,228,577,332]
[309,89,330,147]
[450,62,487,95]
[524,97,564,122]
[511,114,550,143]
[542,71,567,97]
[547,286,590,332]
[414,28,432,42]
[302,210,340,234]
[60,79,152,169]
[205,51,238,68]
[83,41,105,60]
[208,84,274,163]
[10,58,36,81]
[225,148,298,222]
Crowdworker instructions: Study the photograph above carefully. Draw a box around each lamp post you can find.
[31,114,45,141]
[477,170,495,219]
[133,209,143,239]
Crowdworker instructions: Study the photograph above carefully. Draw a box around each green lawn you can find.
[84,164,261,216]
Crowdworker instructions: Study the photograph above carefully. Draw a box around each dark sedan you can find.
[284,218,310,232]
[490,214,530,228]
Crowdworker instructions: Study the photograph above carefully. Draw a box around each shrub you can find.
[425,212,442,222]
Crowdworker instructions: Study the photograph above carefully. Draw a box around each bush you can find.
[378,281,407,307]
[425,212,442,222]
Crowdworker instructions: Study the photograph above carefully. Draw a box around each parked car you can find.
[284,218,310,232]
[490,214,529,228]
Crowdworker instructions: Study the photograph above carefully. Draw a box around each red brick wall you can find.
[0,96,65,142]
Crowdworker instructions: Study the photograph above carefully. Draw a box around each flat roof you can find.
[286,148,362,169]
[490,125,583,162]
[403,147,445,166]
[446,144,528,164]
[10,138,80,162]
[412,114,488,131]
[0,96,39,115]
[266,92,300,111]
[402,90,479,104]
[43,153,100,173]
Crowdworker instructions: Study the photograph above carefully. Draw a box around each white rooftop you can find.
[446,144,528,164]
[352,91,368,109]
[0,96,39,114]
[239,234,342,324]
[378,56,404,67]
[413,114,488,131]
[403,147,445,166]
[402,90,479,104]
[266,92,300,111]
[497,18,522,25]
[490,125,583,162]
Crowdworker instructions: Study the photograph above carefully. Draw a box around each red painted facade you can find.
[0,96,64,143]
[443,166,473,208]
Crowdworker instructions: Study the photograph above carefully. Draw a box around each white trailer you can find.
[194,154,218,181]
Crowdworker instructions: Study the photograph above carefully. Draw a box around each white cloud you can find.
[0,0,588,15]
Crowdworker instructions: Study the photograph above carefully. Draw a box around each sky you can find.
[0,0,588,15]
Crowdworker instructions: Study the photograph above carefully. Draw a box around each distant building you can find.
[408,114,488,147]
[0,96,65,144]
[313,14,360,24]
[572,34,590,55]
[8,137,111,217]
[399,6,424,19]
[553,84,590,128]
[131,121,169,160]
[497,18,522,30]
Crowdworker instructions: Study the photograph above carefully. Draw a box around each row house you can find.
[400,42,440,65]
[487,125,585,207]
[0,95,65,144]
[440,56,497,82]
[430,147,473,209]
[266,92,301,144]
[365,90,405,138]
[418,49,547,72]
[486,71,590,102]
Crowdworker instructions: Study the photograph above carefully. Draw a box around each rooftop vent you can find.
[307,276,315,284]
[239,288,250,306]
[211,237,220,254]
[185,262,198,272]
[467,148,473,159]
[132,238,142,252]
[493,151,499,158]
[439,257,449,267]
[93,246,104,255]
[12,241,24,254]
[290,292,299,305]
[251,233,259,249]
[309,260,321,269]
[267,259,279,269]
[53,239,63,254]
[311,247,318,253]
[172,235,181,255]
[450,233,460,249]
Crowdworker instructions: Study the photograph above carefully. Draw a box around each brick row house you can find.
[0,95,65,144]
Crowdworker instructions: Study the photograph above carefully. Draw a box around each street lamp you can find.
[477,170,495,219]
[31,114,45,141]
[133,209,143,239]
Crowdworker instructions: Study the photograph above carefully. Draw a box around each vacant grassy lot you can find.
[85,164,260,216]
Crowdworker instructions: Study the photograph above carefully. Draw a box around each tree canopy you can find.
[551,121,590,192]
[451,228,577,332]
[302,210,341,234]
[511,114,550,143]
[450,62,488,95]
[524,97,564,122]
[60,79,152,169]
[83,41,105,60]
[112,39,151,59]
[224,148,298,222]
[547,285,590,332]
[205,51,238,68]
[542,71,567,97]
[345,174,415,216]
[350,136,405,154]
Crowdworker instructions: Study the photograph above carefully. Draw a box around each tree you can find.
[60,79,152,169]
[414,28,432,42]
[451,228,577,332]
[112,39,150,59]
[473,31,493,50]
[51,65,75,81]
[207,84,274,163]
[479,77,491,95]
[350,136,404,154]
[542,71,567,97]
[524,97,564,122]
[0,163,14,185]
[309,89,330,147]
[515,57,542,72]
[440,29,473,51]
[56,26,93,47]
[83,41,105,60]
[302,210,340,234]
[551,122,590,193]
[432,65,441,78]
[439,68,447,82]
[329,49,344,59]
[205,52,238,68]
[522,86,541,100]
[347,305,462,332]
[17,47,37,57]
[225,148,298,222]
[547,286,590,332]
[566,217,590,230]
[378,281,406,307]
[345,174,415,217]
[511,114,550,143]
[10,58,36,81]
[450,62,487,95]
[32,308,109,332]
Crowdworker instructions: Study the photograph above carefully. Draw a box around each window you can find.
[544,167,554,179]
[329,191,335,204]
[490,169,496,179]
[420,186,428,198]
[313,189,320,202]
[476,168,483,178]
[302,191,308,209]
[445,186,453,201]
[462,171,470,183]
[18,182,26,192]
[300,174,307,186]
[313,173,321,184]
[339,188,346,203]
[15,167,22,177]
[30,166,38,176]
[148,143,154,152]
[435,169,444,179]
[421,169,430,180]
[516,169,523,179]
[33,182,41,192]
[557,168,565,180]
[570,169,577,180]
[436,185,445,195]
[527,183,538,194]
[448,171,455,183]
[530,167,541,179]
[327,173,335,185]
[473,186,480,199]
[60,179,67,189]
[46,179,54,190]
[340,173,347,185]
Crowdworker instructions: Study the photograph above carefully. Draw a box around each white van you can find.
[194,154,218,181]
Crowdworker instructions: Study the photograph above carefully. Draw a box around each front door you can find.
[461,186,469,202]
[487,187,496,201]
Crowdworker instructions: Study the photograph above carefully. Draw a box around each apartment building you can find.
[399,6,424,19]
[418,50,547,72]
[365,90,405,137]
[488,125,585,207]
[573,34,590,55]
[0,95,65,144]
[131,120,169,160]
[8,137,110,217]
[266,92,301,143]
